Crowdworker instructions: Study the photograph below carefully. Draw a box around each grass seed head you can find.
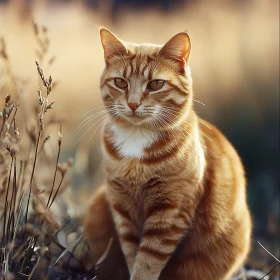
[37,88,44,105]
[44,101,55,113]
[5,94,11,104]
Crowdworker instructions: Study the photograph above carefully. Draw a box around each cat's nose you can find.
[128,102,140,112]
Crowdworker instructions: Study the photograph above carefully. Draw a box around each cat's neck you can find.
[105,112,198,160]
[108,123,160,158]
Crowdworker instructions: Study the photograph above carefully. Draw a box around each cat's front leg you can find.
[131,198,192,280]
[111,203,140,275]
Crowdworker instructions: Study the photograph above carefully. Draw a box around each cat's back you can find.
[197,117,249,220]
[159,118,252,279]
[199,117,245,185]
[194,117,251,250]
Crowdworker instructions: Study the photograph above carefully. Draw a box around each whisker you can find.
[73,106,121,137]
[72,114,111,146]
[150,117,167,144]
[194,118,212,129]
[153,115,176,141]
[151,117,182,170]
[82,104,115,116]
[161,106,211,129]
[158,113,190,139]
[87,111,121,143]
[184,120,212,141]
[87,116,111,144]
[186,98,206,106]
[153,116,188,165]
[159,107,212,141]
[193,99,206,106]
[157,112,207,149]
[71,110,109,137]
[148,115,188,168]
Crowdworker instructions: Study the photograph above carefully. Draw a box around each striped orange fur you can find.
[83,28,252,280]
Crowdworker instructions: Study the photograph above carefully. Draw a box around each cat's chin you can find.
[118,114,152,127]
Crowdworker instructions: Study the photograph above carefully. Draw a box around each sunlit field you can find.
[1,0,278,123]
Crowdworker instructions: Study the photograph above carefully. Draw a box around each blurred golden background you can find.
[0,0,279,272]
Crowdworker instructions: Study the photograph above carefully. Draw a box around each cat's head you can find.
[100,28,193,128]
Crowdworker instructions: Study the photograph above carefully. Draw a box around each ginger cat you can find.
[84,28,252,280]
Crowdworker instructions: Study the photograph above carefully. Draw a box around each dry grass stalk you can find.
[0,24,91,279]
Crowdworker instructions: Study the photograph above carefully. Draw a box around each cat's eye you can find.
[147,80,165,91]
[114,78,128,89]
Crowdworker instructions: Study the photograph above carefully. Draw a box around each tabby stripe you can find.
[166,81,188,97]
[148,69,153,80]
[129,61,134,76]
[101,77,114,87]
[123,65,127,78]
[177,212,192,224]
[130,54,137,75]
[143,177,163,189]
[141,64,148,75]
[146,55,154,63]
[110,179,123,188]
[103,94,111,102]
[141,237,179,250]
[141,90,149,101]
[141,141,184,164]
[165,97,185,107]
[146,202,178,219]
[159,88,174,95]
[107,84,122,94]
[139,246,170,261]
[143,224,185,237]
[135,61,140,75]
[103,136,122,160]
[112,204,131,220]
[161,238,179,246]
[181,83,191,92]
[129,53,137,60]
[120,233,139,244]
[144,132,172,153]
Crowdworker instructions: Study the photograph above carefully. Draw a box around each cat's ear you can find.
[158,32,191,69]
[100,28,127,63]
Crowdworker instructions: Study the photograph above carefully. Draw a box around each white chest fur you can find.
[110,125,158,158]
